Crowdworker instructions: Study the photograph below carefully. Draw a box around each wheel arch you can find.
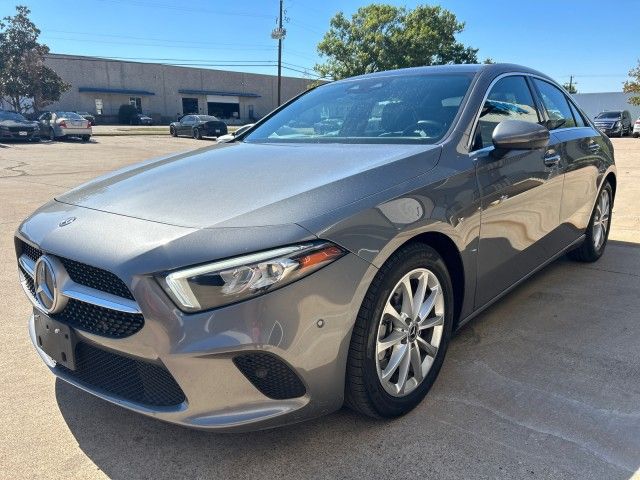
[605,171,617,198]
[399,232,465,327]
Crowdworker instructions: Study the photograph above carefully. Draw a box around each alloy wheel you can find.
[376,268,444,397]
[592,188,611,251]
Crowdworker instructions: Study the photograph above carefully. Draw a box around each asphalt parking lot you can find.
[0,135,639,479]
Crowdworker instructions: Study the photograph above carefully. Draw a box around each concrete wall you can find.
[572,91,640,122]
[44,54,313,123]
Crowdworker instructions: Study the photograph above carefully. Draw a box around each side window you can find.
[181,115,192,124]
[568,102,586,127]
[533,79,576,130]
[474,75,539,150]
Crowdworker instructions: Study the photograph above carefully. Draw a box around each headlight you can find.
[160,241,346,312]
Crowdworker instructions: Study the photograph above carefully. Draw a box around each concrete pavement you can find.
[0,136,638,479]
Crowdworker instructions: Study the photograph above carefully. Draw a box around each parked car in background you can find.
[170,114,227,139]
[15,64,616,431]
[74,111,95,126]
[0,110,40,142]
[594,110,633,137]
[633,116,640,138]
[216,123,254,143]
[38,111,92,141]
[130,113,153,125]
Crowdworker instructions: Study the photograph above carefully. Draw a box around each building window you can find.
[129,97,142,112]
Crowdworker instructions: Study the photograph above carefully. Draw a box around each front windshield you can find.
[56,111,83,119]
[597,112,622,119]
[0,111,26,121]
[245,73,473,144]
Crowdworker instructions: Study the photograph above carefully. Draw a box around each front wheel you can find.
[48,128,55,141]
[345,243,454,418]
[568,181,613,262]
[170,126,177,137]
[193,127,202,140]
[81,135,90,142]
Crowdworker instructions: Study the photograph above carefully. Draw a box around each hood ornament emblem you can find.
[58,217,76,227]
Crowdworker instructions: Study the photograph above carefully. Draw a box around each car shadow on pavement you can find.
[54,240,640,479]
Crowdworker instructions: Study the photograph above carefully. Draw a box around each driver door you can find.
[472,75,564,307]
[179,115,194,134]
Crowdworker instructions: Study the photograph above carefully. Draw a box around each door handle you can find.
[543,152,561,167]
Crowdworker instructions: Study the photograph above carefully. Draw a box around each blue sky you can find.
[2,0,638,92]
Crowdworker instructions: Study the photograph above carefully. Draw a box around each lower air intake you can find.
[56,342,186,407]
[233,352,306,400]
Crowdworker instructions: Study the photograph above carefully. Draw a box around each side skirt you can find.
[455,234,586,332]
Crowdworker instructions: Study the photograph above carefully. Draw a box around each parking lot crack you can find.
[1,161,28,178]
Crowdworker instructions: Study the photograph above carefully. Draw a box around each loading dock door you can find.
[207,95,240,119]
[182,97,199,114]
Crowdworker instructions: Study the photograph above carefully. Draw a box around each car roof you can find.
[334,63,553,83]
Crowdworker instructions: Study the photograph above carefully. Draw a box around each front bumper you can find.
[18,206,375,431]
[596,125,622,136]
[0,130,39,140]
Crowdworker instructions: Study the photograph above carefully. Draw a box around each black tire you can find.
[344,242,454,418]
[81,135,90,142]
[193,127,202,140]
[48,128,55,141]
[170,126,177,137]
[30,137,41,143]
[568,182,613,263]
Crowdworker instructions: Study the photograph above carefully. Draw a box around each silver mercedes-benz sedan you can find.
[16,64,616,431]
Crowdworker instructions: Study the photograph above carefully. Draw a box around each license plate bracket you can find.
[33,310,77,370]
[18,131,27,136]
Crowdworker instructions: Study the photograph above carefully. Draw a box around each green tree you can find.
[315,4,478,80]
[0,6,69,113]
[623,61,640,106]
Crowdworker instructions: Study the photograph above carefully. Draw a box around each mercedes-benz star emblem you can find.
[58,217,76,227]
[34,256,67,314]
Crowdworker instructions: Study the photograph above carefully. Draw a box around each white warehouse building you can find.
[42,53,314,124]
[572,91,640,121]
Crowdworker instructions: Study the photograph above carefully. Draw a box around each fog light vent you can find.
[233,352,306,400]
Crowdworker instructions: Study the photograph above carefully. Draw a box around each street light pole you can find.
[271,0,286,106]
[277,0,283,105]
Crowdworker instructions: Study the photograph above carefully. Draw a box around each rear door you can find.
[473,75,564,307]
[531,78,607,246]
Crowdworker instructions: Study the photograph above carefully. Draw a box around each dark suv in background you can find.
[594,110,633,137]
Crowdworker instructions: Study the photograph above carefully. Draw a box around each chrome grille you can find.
[17,238,144,338]
[17,240,134,300]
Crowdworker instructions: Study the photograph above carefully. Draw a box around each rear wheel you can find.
[48,128,55,141]
[81,135,90,142]
[345,243,454,418]
[568,182,613,262]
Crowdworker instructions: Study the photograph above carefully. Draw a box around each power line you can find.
[45,29,276,49]
[41,35,277,52]
[95,0,273,19]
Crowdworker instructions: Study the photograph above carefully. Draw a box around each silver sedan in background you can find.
[38,111,92,141]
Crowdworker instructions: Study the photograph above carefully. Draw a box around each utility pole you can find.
[271,0,286,106]
[568,75,574,93]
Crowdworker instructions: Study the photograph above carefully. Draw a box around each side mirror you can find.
[492,120,549,150]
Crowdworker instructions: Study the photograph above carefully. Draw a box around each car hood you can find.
[0,119,38,128]
[55,142,442,229]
